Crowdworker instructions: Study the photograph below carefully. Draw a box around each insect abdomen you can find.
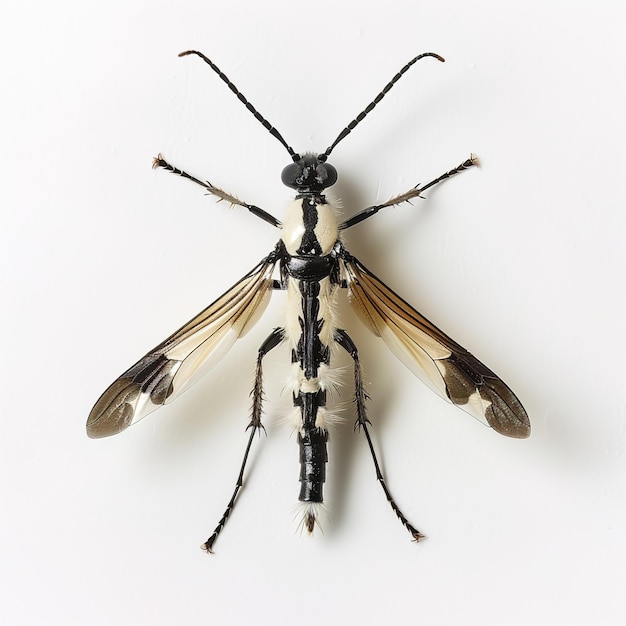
[298,427,329,503]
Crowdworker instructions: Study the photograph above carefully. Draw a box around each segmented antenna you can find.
[318,52,445,162]
[179,50,300,161]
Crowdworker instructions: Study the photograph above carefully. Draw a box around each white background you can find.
[2,1,625,624]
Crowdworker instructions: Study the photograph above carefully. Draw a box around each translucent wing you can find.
[87,254,277,438]
[342,252,530,438]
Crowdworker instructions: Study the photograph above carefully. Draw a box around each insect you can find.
[87,50,530,552]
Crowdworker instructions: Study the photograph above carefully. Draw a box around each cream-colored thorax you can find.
[281,197,339,256]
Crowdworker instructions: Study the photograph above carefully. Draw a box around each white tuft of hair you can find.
[314,407,344,431]
[293,502,328,536]
[279,407,303,433]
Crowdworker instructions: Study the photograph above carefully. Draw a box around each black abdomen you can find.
[298,427,328,503]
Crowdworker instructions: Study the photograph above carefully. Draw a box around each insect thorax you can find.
[280,192,341,378]
[281,194,339,257]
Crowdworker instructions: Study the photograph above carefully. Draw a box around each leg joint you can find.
[258,327,285,358]
[334,328,358,360]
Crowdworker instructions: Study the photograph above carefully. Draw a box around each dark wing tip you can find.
[483,378,531,439]
[86,378,139,439]
[489,416,531,439]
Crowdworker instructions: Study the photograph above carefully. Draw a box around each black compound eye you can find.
[316,163,337,188]
[281,162,302,188]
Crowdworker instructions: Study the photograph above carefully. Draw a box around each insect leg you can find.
[334,329,424,542]
[339,155,477,230]
[202,328,285,553]
[153,154,282,228]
